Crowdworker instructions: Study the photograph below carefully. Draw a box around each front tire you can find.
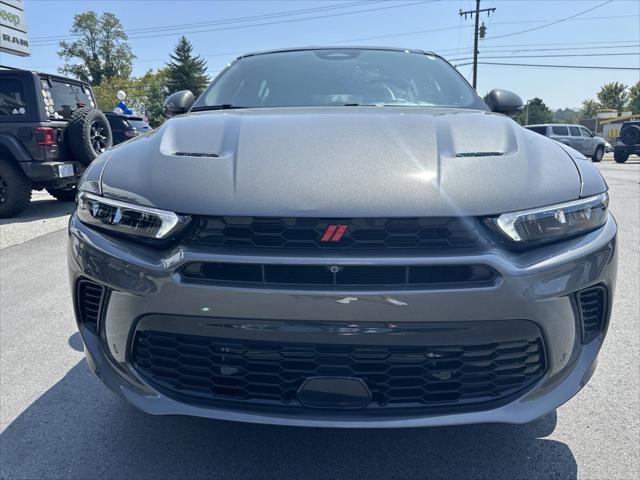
[0,158,32,218]
[592,146,604,162]
[614,151,629,163]
[47,187,77,201]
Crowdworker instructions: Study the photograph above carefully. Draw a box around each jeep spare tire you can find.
[67,107,112,165]
[620,125,640,146]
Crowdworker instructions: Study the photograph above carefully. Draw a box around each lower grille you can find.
[132,329,546,412]
[578,285,608,343]
[76,279,106,332]
[181,262,497,289]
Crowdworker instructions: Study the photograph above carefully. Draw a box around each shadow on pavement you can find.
[0,198,74,226]
[0,359,577,480]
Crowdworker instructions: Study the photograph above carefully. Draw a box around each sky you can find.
[3,0,639,110]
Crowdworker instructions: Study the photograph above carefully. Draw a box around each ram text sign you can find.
[0,0,30,57]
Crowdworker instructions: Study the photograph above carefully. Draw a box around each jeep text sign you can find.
[0,0,30,57]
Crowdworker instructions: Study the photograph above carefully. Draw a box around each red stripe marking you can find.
[321,225,337,242]
[332,225,348,241]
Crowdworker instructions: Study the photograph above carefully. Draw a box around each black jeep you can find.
[614,120,640,164]
[0,66,112,218]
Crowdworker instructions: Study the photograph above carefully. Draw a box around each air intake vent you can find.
[577,285,607,343]
[77,279,106,332]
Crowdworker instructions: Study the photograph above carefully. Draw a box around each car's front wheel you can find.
[0,158,32,218]
[614,151,629,163]
[592,145,604,162]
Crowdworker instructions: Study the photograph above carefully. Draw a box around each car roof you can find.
[0,66,90,87]
[526,124,587,128]
[104,112,146,121]
[237,46,437,60]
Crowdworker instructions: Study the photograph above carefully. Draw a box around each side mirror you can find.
[164,90,195,117]
[485,89,523,118]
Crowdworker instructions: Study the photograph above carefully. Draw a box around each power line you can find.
[449,51,640,61]
[485,0,615,40]
[32,0,434,46]
[454,61,639,71]
[445,44,640,56]
[437,39,640,54]
[31,0,379,41]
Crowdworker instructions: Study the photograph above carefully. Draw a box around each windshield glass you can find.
[193,49,486,110]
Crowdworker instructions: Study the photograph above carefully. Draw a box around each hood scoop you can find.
[455,151,504,157]
[172,151,220,158]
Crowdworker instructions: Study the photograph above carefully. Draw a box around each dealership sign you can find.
[0,0,30,57]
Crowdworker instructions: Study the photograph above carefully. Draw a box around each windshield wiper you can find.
[191,104,247,111]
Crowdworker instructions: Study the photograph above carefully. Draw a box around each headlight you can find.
[77,192,191,241]
[487,192,609,246]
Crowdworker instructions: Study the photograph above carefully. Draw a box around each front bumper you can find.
[68,214,617,427]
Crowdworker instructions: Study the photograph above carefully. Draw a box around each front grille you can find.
[578,285,608,343]
[186,217,487,251]
[181,262,497,289]
[76,279,106,332]
[132,331,546,412]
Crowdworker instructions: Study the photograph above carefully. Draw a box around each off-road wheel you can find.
[591,145,604,162]
[47,186,77,201]
[67,107,112,166]
[0,158,32,218]
[614,151,629,163]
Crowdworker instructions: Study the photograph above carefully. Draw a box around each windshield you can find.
[193,49,486,110]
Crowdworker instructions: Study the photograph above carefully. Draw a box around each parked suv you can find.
[105,112,151,145]
[69,47,616,428]
[525,124,605,162]
[0,66,112,217]
[614,121,640,163]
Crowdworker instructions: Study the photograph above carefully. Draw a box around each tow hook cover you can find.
[297,377,371,409]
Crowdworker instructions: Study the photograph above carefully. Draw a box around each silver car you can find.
[68,47,617,428]
[525,123,606,162]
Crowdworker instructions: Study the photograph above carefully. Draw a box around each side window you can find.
[0,78,28,116]
[552,126,569,136]
[569,126,581,136]
[525,126,548,136]
[580,128,592,138]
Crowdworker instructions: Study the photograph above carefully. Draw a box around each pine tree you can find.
[166,36,209,97]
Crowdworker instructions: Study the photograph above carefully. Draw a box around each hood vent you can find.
[455,152,504,157]
[172,152,220,158]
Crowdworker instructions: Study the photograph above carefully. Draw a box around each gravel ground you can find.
[0,161,638,480]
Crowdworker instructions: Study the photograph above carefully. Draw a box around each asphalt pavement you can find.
[1,160,638,480]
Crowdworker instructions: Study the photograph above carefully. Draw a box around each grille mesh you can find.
[186,217,487,251]
[578,286,607,343]
[133,331,546,412]
[77,280,106,332]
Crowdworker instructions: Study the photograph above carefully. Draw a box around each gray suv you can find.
[68,47,616,428]
[526,124,606,162]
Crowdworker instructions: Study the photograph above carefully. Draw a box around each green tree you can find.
[628,81,640,113]
[597,82,629,111]
[580,99,600,119]
[166,36,209,96]
[58,12,135,85]
[553,107,579,124]
[516,98,553,125]
[135,69,169,127]
[92,69,169,127]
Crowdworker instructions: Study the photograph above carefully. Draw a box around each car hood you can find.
[99,107,582,216]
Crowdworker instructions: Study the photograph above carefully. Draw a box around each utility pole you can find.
[459,0,496,89]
